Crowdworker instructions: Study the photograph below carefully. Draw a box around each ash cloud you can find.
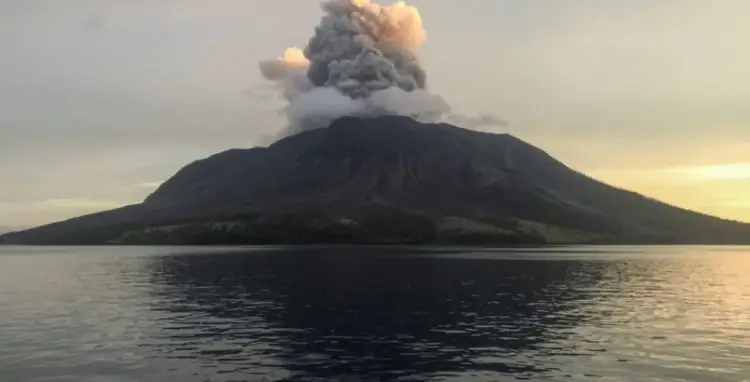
[259,0,497,137]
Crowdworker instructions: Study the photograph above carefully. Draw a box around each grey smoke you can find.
[258,0,504,136]
[306,0,427,98]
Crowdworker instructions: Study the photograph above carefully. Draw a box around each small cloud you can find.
[717,199,750,208]
[590,162,750,184]
[588,167,684,183]
[445,113,509,130]
[41,198,123,209]
[670,163,750,181]
[136,182,162,189]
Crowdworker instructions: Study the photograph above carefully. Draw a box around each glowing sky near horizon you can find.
[1,0,749,228]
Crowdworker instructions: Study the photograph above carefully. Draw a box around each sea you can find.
[0,246,748,382]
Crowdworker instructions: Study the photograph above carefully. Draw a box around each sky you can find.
[1,0,749,230]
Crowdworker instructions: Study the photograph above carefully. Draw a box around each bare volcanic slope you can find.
[2,116,749,245]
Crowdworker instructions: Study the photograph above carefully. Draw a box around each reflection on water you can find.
[0,246,748,381]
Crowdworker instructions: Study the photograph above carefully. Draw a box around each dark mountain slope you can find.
[2,116,748,245]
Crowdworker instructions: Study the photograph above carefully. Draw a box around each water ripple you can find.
[0,246,748,381]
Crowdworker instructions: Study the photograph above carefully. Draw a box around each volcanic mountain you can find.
[2,116,749,245]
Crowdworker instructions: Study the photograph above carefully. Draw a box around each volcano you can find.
[2,116,749,245]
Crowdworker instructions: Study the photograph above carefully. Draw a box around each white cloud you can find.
[716,198,750,208]
[136,182,163,189]
[41,198,124,209]
[590,163,750,184]
[670,163,750,182]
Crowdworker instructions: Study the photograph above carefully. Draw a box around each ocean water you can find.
[0,246,748,382]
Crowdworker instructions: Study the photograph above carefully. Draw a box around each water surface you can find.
[0,246,748,381]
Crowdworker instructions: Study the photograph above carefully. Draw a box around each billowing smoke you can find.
[259,0,501,136]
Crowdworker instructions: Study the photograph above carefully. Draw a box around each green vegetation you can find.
[109,210,550,246]
[3,206,743,246]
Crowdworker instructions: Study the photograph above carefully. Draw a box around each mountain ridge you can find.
[2,116,749,245]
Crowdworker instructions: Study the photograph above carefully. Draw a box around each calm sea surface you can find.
[0,246,748,382]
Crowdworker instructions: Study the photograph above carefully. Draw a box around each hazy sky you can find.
[2,0,749,229]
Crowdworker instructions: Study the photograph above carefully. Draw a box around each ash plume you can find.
[259,0,501,136]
